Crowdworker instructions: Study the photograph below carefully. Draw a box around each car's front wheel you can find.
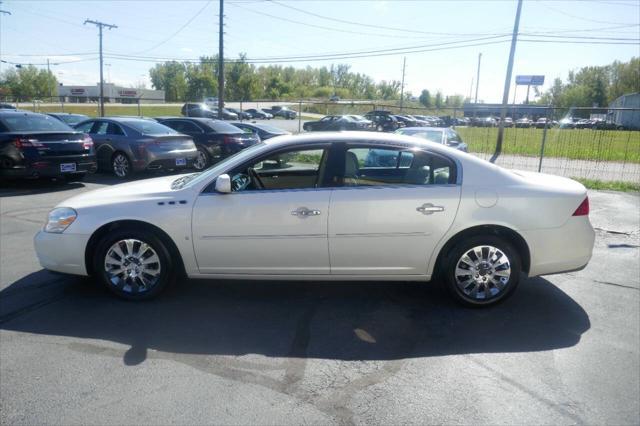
[94,229,173,300]
[112,152,132,179]
[443,236,521,307]
[193,146,210,171]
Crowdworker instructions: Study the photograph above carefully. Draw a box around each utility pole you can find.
[490,0,523,164]
[217,0,224,119]
[474,52,482,103]
[399,57,406,112]
[469,77,474,101]
[0,2,11,76]
[84,19,117,117]
[47,58,51,100]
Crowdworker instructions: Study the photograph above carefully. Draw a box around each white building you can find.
[609,93,640,130]
[57,83,165,104]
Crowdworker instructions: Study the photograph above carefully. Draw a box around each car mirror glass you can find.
[215,174,232,193]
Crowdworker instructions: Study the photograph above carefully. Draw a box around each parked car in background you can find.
[0,110,96,181]
[210,108,239,121]
[364,110,402,132]
[559,117,577,129]
[268,106,297,119]
[230,121,291,141]
[575,119,593,129]
[33,132,595,307]
[329,95,340,102]
[181,103,238,120]
[203,97,218,107]
[303,115,373,132]
[535,118,552,129]
[74,117,197,178]
[395,127,468,152]
[47,113,90,127]
[244,108,273,119]
[0,103,17,110]
[226,108,252,120]
[515,118,533,128]
[393,115,419,128]
[157,117,259,170]
[502,117,514,128]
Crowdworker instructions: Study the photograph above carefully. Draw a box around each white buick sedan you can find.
[34,132,595,306]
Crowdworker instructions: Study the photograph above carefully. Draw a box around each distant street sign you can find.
[516,75,545,85]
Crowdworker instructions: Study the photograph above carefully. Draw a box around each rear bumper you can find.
[133,149,198,172]
[522,216,595,277]
[1,156,97,179]
[34,231,90,276]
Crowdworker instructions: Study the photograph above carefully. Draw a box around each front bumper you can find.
[34,231,90,276]
[522,216,595,277]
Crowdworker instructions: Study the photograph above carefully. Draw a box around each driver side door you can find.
[191,144,334,275]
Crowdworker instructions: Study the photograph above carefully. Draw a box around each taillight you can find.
[223,135,238,144]
[12,138,44,149]
[572,197,589,216]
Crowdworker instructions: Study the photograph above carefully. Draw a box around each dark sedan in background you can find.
[244,108,273,119]
[74,117,197,178]
[303,115,373,132]
[181,103,238,120]
[230,121,290,140]
[226,108,252,120]
[157,117,260,170]
[364,110,402,132]
[0,111,96,181]
[265,106,297,119]
[46,113,90,127]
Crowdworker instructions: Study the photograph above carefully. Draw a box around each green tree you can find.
[434,91,443,108]
[0,65,57,101]
[419,89,432,107]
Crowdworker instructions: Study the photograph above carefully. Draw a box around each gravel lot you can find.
[1,174,638,425]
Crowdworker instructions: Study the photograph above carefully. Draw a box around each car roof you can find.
[399,127,446,132]
[0,110,46,117]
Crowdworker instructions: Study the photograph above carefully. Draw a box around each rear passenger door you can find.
[328,144,461,276]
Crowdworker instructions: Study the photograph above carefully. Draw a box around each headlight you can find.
[44,207,77,233]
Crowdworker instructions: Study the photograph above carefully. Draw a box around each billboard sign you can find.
[118,90,138,97]
[70,88,86,95]
[516,75,545,86]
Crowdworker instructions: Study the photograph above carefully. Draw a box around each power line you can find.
[538,1,639,25]
[130,1,213,54]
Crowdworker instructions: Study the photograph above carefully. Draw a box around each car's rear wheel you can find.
[94,229,173,300]
[112,152,132,179]
[443,236,521,307]
[193,146,210,171]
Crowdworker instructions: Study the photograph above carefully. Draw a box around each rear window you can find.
[123,120,177,135]
[0,114,73,132]
[58,115,88,126]
[202,120,243,134]
[253,124,286,133]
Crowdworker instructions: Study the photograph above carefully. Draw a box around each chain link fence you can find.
[4,97,639,183]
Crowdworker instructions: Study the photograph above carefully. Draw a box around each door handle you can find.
[416,203,445,215]
[291,207,321,217]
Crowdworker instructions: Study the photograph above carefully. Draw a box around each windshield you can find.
[171,142,268,189]
[1,113,74,132]
[59,114,88,126]
[124,120,177,135]
[397,129,444,143]
[203,120,243,133]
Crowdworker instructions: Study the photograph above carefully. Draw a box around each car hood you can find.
[58,174,191,209]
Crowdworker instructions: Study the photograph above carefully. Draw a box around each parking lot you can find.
[1,174,639,425]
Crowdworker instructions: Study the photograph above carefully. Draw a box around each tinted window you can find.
[230,148,326,192]
[0,114,73,132]
[93,122,109,135]
[123,120,176,135]
[75,121,94,133]
[108,123,125,136]
[58,114,88,126]
[343,146,455,186]
[165,120,202,133]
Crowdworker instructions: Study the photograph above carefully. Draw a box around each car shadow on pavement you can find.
[0,274,590,365]
[0,178,85,197]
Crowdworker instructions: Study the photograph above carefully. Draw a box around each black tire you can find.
[442,235,521,307]
[111,152,133,179]
[93,228,174,300]
[193,146,211,171]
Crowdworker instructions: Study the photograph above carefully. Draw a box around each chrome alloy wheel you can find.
[193,149,208,170]
[104,239,161,294]
[112,154,130,178]
[454,245,511,300]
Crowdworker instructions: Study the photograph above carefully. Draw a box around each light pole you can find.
[84,19,117,117]
[0,2,11,76]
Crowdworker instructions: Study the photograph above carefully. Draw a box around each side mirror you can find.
[215,174,231,193]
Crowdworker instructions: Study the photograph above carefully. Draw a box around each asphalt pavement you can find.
[0,174,638,425]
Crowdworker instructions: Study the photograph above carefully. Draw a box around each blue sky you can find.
[1,0,638,102]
